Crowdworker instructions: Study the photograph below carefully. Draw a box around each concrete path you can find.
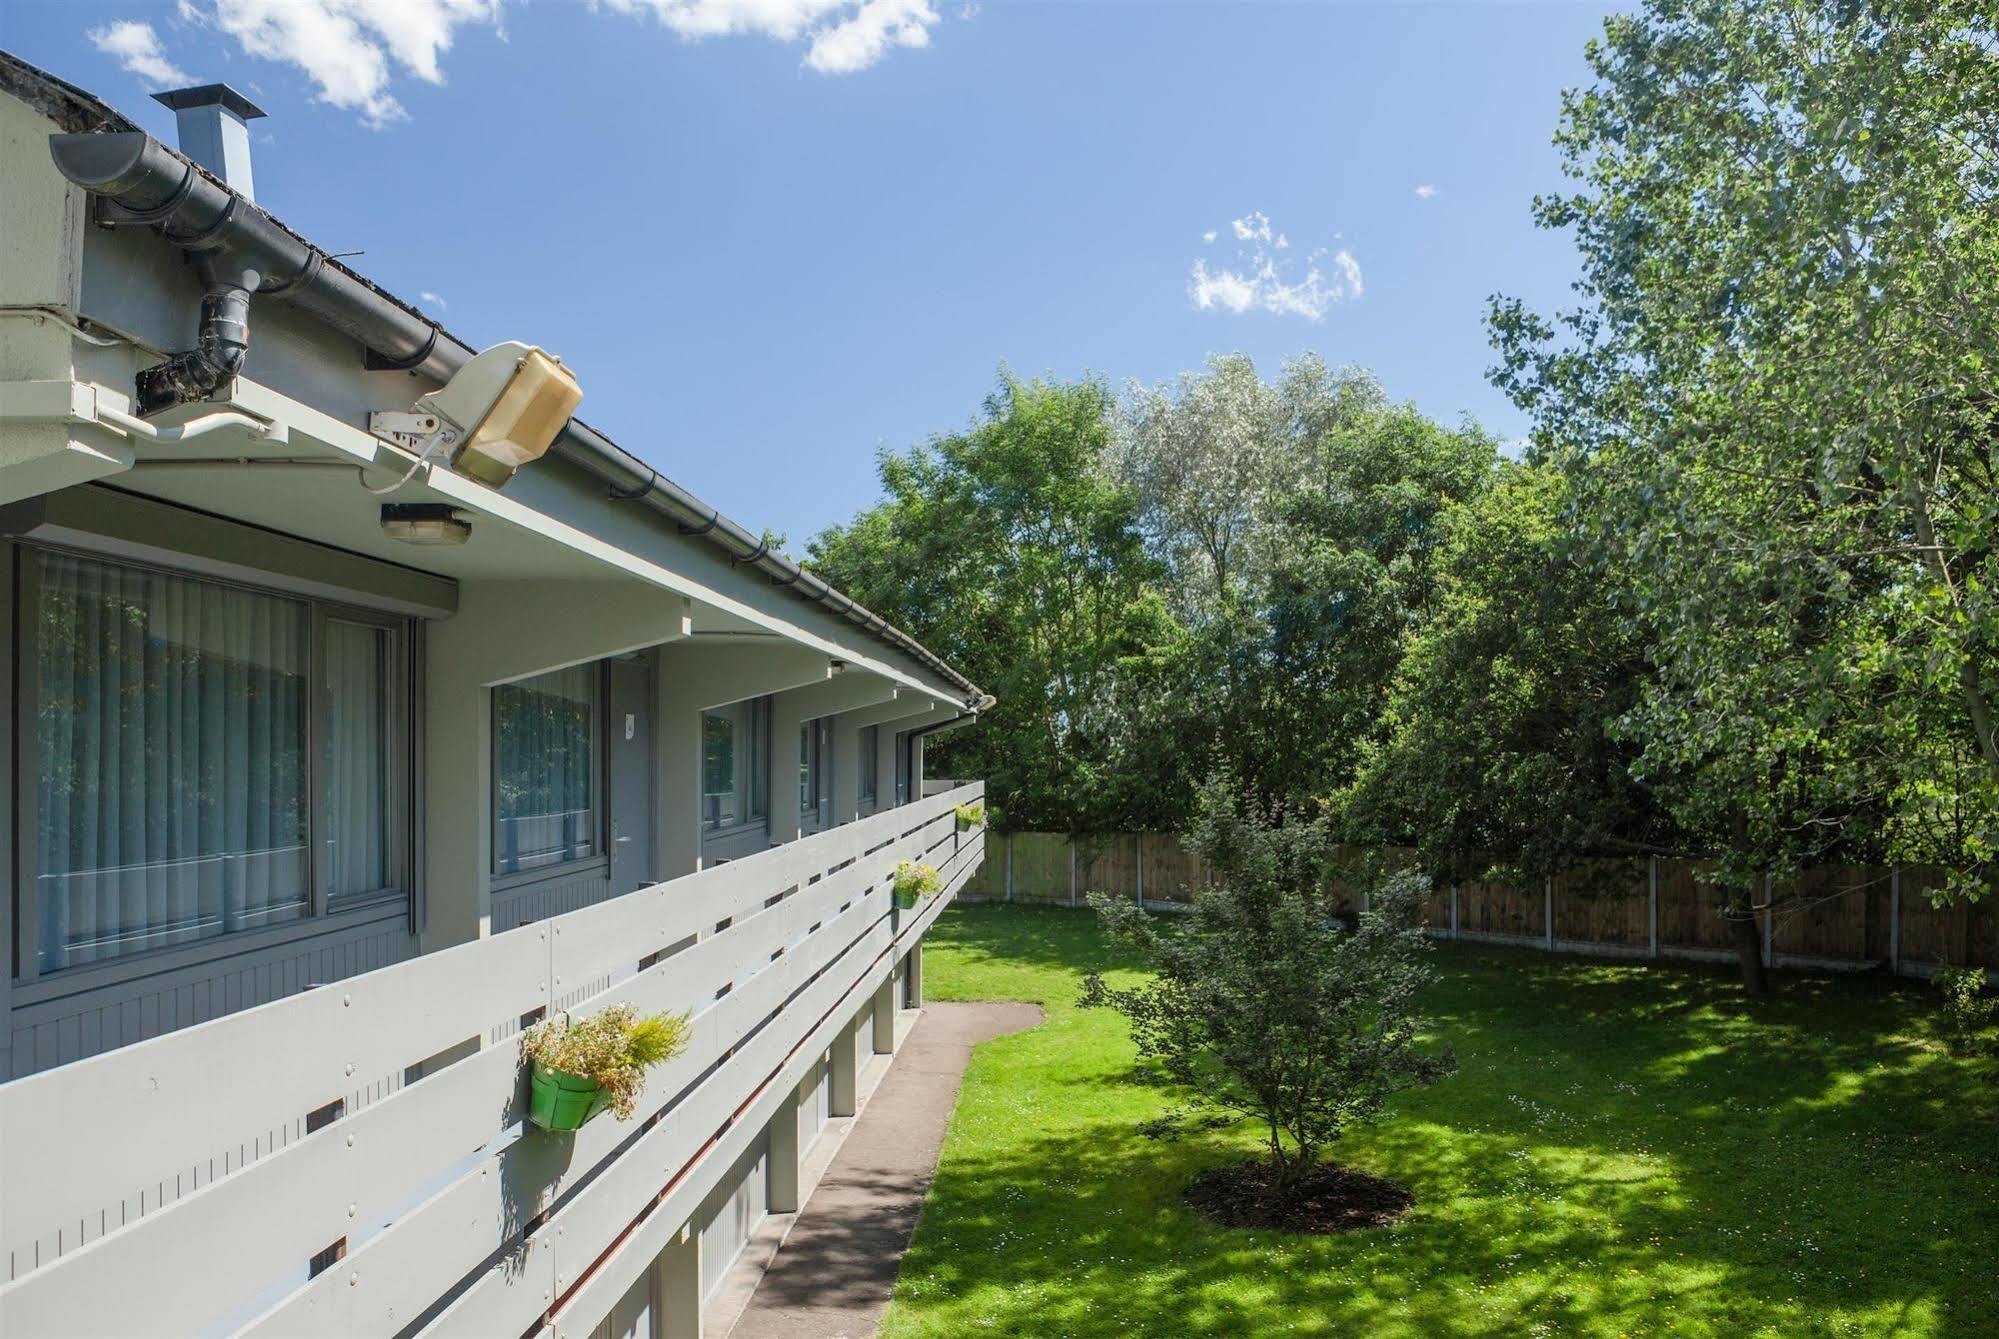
[727,1000,1043,1339]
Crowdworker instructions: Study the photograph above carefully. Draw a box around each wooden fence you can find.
[957,831,1999,977]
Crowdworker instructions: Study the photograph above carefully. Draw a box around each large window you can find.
[25,549,409,975]
[702,696,769,833]
[493,665,599,876]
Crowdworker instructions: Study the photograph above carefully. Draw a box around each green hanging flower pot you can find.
[529,1063,609,1132]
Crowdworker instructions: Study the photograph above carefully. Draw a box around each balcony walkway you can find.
[723,1000,1044,1339]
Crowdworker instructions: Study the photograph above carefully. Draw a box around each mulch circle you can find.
[1183,1159,1414,1234]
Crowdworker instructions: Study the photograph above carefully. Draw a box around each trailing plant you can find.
[893,860,943,907]
[1936,968,1998,1060]
[955,801,986,831]
[520,1004,691,1121]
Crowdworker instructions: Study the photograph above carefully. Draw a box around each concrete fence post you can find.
[658,1222,702,1339]
[1005,832,1014,903]
[1135,833,1144,906]
[1648,856,1660,959]
[1069,838,1078,907]
[830,1017,858,1117]
[1544,876,1555,951]
[1762,873,1775,968]
[1889,866,1902,977]
[768,1083,803,1214]
[1449,886,1459,940]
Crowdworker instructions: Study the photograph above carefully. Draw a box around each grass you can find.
[879,903,1999,1339]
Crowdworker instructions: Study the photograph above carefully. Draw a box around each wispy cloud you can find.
[1187,212,1360,321]
[151,0,945,128]
[1413,183,1439,199]
[420,290,448,309]
[88,20,191,87]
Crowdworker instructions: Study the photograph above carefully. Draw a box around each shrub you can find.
[521,1004,691,1121]
[1083,779,1455,1205]
[1936,967,1998,1059]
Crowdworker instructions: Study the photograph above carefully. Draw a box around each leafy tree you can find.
[809,370,1181,830]
[1342,463,1667,882]
[1083,781,1455,1204]
[1492,0,1999,987]
[1229,398,1499,809]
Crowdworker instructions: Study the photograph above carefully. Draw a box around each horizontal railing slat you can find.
[0,783,980,1339]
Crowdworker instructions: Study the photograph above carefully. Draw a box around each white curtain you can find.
[34,552,309,972]
[494,664,597,873]
[323,621,389,901]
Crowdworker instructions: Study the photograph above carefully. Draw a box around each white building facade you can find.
[0,53,983,1338]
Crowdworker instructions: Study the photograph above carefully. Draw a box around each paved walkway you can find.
[727,1000,1043,1339]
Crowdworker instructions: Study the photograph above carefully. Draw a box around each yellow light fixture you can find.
[415,341,582,489]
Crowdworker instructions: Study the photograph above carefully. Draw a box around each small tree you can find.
[1082,781,1454,1205]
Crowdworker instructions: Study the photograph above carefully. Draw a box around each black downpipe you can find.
[135,262,256,415]
[47,128,988,706]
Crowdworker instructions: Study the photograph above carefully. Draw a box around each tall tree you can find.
[809,371,1180,831]
[1342,463,1667,882]
[1493,0,1999,988]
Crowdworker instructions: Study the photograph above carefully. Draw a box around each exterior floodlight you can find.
[369,341,582,489]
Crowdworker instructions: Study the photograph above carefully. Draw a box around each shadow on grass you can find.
[889,906,1999,1339]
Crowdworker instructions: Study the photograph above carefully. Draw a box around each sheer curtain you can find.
[34,552,309,972]
[493,664,597,874]
[323,621,389,901]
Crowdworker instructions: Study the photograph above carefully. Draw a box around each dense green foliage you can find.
[810,0,1997,993]
[808,372,1175,831]
[1082,784,1453,1199]
[1492,0,1999,913]
[883,906,1999,1338]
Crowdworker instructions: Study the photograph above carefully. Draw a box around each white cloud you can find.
[420,290,448,309]
[603,0,942,73]
[161,0,943,128]
[1413,183,1438,199]
[1201,229,1217,244]
[88,20,191,87]
[1187,214,1360,321]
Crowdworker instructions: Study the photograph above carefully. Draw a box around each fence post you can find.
[1648,856,1659,960]
[1544,876,1555,951]
[1762,873,1775,968]
[1005,832,1014,903]
[1450,885,1459,940]
[1135,833,1144,907]
[1889,866,1901,976]
[1069,837,1077,907]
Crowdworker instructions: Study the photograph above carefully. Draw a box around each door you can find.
[609,658,655,896]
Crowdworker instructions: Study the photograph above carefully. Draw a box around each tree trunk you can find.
[1728,905,1769,996]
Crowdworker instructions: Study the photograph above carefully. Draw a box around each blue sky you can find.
[7,1,1616,548]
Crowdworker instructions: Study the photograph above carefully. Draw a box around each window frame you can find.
[489,662,609,883]
[701,695,771,838]
[11,540,420,983]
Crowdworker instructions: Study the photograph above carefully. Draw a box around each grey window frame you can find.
[858,725,879,804]
[11,539,419,984]
[489,662,609,882]
[702,695,770,838]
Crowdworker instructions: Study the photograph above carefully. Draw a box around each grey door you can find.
[609,659,655,896]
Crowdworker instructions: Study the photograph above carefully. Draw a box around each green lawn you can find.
[880,904,1999,1339]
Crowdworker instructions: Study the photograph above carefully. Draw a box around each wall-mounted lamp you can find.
[381,503,471,545]
[370,341,582,489]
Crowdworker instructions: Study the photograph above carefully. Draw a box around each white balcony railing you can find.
[0,781,985,1338]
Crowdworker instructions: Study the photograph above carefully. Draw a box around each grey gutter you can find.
[35,103,987,708]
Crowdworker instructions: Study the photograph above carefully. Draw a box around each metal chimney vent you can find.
[151,83,266,202]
